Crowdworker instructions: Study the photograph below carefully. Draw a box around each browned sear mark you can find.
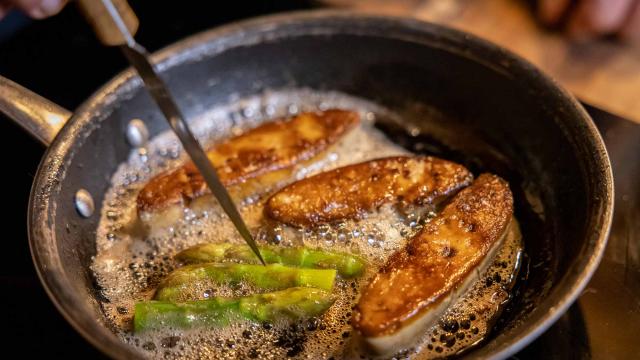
[264,156,474,227]
[352,174,513,337]
[136,109,359,213]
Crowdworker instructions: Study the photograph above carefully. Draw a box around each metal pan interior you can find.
[27,11,612,359]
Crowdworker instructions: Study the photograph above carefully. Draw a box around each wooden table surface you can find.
[322,0,640,123]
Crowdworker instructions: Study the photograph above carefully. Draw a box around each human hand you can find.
[538,0,640,42]
[0,0,68,20]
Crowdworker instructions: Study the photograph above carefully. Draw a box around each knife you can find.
[76,0,266,265]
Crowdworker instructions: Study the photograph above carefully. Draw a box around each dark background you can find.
[1,1,638,359]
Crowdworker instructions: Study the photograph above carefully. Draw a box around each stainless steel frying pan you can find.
[0,11,613,359]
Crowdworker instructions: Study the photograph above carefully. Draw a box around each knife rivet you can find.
[75,189,95,218]
[126,119,149,148]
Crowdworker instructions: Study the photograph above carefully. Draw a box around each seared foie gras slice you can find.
[136,109,359,224]
[264,156,473,227]
[352,174,513,355]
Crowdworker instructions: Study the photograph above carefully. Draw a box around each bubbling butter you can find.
[91,89,523,359]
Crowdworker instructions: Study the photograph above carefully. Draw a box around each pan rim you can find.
[27,9,614,359]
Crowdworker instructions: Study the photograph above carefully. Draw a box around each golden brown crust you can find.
[264,156,473,227]
[352,174,513,337]
[136,109,359,213]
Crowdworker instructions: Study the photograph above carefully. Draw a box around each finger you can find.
[619,0,640,43]
[538,0,572,25]
[11,0,45,19]
[0,4,13,20]
[11,0,67,19]
[38,0,67,17]
[568,0,635,36]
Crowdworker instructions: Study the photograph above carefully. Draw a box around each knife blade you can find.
[121,45,266,266]
[78,0,266,265]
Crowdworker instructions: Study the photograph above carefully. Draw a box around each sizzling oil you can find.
[91,89,523,359]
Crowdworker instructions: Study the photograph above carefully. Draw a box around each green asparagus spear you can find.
[155,263,336,302]
[175,243,366,278]
[134,297,238,332]
[135,287,335,332]
[238,287,334,322]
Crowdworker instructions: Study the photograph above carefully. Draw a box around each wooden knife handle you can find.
[76,0,139,46]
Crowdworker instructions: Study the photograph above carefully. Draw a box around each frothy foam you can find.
[91,89,523,359]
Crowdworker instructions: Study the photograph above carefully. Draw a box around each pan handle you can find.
[0,75,72,146]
